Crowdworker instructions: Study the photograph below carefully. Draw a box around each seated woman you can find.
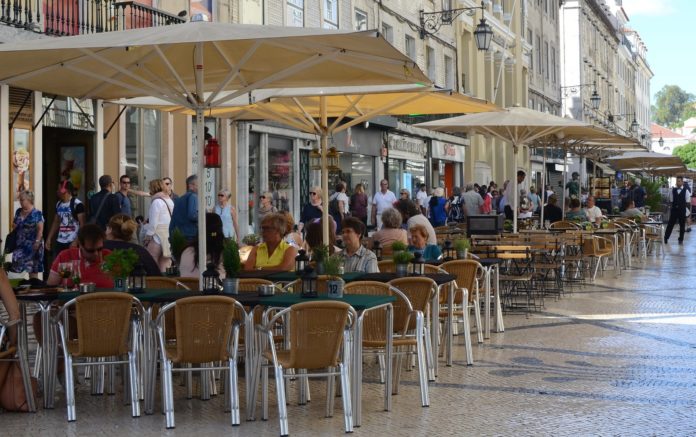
[407,224,442,262]
[543,195,563,224]
[104,214,162,276]
[302,217,338,260]
[179,213,226,278]
[372,208,408,247]
[245,213,298,271]
[565,198,588,221]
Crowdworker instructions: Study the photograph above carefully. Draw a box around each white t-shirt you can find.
[416,190,428,208]
[330,192,350,214]
[584,205,603,222]
[373,190,397,215]
[56,198,84,244]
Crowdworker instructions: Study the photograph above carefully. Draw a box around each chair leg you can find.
[17,343,36,412]
[473,297,483,344]
[339,363,353,433]
[229,359,240,426]
[423,325,435,382]
[415,316,430,407]
[462,301,474,366]
[65,355,76,422]
[164,360,176,429]
[128,352,141,417]
[275,365,289,437]
[32,345,42,378]
[325,367,335,418]
[377,354,386,384]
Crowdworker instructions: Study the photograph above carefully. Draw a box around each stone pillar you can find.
[0,85,9,238]
[33,91,43,209]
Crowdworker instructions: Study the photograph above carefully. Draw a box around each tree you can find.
[673,142,696,168]
[652,85,696,128]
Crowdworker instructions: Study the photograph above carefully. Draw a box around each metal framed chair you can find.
[253,301,356,436]
[154,295,245,429]
[0,316,36,412]
[377,259,396,273]
[54,292,143,422]
[171,277,200,291]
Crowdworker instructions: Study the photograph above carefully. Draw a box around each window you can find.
[551,47,556,83]
[125,108,161,218]
[382,22,393,43]
[323,0,338,29]
[544,41,549,79]
[354,8,367,30]
[426,46,436,81]
[444,55,454,90]
[287,0,304,27]
[527,29,532,44]
[535,36,541,71]
[405,35,416,60]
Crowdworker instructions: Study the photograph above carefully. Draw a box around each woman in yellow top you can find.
[244,213,298,271]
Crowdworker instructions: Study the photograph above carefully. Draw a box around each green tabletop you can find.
[267,271,366,283]
[253,293,395,311]
[16,288,192,303]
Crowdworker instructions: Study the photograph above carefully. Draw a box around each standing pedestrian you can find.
[162,177,179,200]
[665,176,690,245]
[299,186,323,233]
[416,183,429,216]
[45,180,86,256]
[144,179,174,271]
[632,179,647,208]
[328,182,350,233]
[10,190,44,279]
[214,189,240,243]
[88,175,121,230]
[502,171,526,220]
[371,179,397,229]
[349,183,368,226]
[115,175,133,217]
[169,175,198,241]
[257,191,278,225]
[428,187,448,227]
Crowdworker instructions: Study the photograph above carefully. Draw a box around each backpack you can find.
[329,194,341,216]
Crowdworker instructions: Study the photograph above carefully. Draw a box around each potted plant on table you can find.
[392,250,414,277]
[102,248,139,291]
[222,239,242,295]
[453,238,471,259]
[312,244,330,274]
[242,233,261,246]
[324,253,345,298]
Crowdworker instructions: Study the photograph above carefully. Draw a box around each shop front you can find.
[387,133,427,198]
[430,140,465,197]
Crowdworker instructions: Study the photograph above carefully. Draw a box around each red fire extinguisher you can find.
[204,137,221,168]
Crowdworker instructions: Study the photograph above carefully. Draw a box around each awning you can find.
[595,162,615,175]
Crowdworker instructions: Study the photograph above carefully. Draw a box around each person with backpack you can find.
[169,175,199,241]
[45,180,86,256]
[88,175,121,230]
[328,182,349,233]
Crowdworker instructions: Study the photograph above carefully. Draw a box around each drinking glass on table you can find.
[71,260,81,291]
[58,262,73,292]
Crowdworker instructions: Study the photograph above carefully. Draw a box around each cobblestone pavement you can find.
[3,241,696,436]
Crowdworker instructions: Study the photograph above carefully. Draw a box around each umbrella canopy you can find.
[118,84,500,242]
[0,21,431,285]
[415,106,594,232]
[607,152,685,172]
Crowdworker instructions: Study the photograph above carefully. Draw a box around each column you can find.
[236,122,250,236]
[33,91,43,209]
[94,99,104,180]
[0,85,9,238]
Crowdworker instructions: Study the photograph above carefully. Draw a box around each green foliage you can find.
[169,228,187,263]
[323,253,344,278]
[673,142,696,169]
[392,250,414,265]
[391,241,408,252]
[102,248,139,278]
[312,244,330,263]
[222,239,241,278]
[242,234,260,246]
[640,179,665,212]
[453,238,470,252]
[652,85,696,128]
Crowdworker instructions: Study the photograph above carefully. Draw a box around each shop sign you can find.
[431,140,465,161]
[387,134,427,159]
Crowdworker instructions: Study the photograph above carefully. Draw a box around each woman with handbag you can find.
[143,179,174,272]
[10,190,44,279]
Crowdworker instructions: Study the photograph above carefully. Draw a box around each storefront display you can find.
[387,133,427,197]
[430,140,465,197]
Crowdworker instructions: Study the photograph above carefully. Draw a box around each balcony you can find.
[1,0,185,36]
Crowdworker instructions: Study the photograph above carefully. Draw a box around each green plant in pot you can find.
[391,241,407,253]
[222,239,242,295]
[453,238,470,259]
[323,253,345,298]
[242,233,261,246]
[312,244,330,274]
[102,248,139,291]
[392,250,414,277]
[168,228,187,276]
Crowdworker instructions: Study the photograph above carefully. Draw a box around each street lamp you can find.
[420,1,493,51]
[658,135,664,149]
[561,81,601,111]
[607,112,639,134]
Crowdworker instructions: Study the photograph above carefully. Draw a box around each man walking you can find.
[115,175,133,217]
[88,175,121,230]
[665,176,690,245]
[371,179,396,230]
[632,178,647,208]
[502,171,526,220]
[416,183,429,215]
[169,175,199,240]
[45,180,86,256]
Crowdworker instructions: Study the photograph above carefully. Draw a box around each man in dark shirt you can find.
[543,194,563,224]
[88,175,121,230]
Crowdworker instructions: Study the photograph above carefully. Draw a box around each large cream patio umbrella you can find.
[121,84,500,243]
[607,152,686,174]
[0,21,432,280]
[415,106,594,232]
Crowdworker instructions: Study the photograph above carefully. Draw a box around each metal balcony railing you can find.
[0,0,185,36]
[42,107,94,130]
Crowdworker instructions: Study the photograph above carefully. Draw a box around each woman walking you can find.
[350,183,369,226]
[11,190,44,279]
[144,179,174,272]
[215,189,240,243]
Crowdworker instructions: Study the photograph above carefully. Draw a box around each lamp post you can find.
[561,81,601,114]
[420,1,493,51]
[607,112,639,135]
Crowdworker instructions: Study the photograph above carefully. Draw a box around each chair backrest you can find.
[283,276,331,293]
[440,260,480,304]
[146,277,181,289]
[286,301,352,369]
[388,277,436,331]
[172,296,238,363]
[74,292,136,357]
[173,277,200,291]
[378,259,396,273]
[549,221,579,230]
[238,278,274,293]
[343,280,409,341]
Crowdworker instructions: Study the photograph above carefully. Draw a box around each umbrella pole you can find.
[194,43,207,290]
[541,146,546,226]
[320,97,330,246]
[562,152,568,220]
[513,147,518,233]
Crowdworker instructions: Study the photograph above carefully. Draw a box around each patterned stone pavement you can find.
[3,240,696,436]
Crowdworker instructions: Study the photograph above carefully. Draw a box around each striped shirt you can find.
[341,246,379,273]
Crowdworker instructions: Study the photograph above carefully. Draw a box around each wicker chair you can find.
[377,259,396,273]
[253,301,356,436]
[171,277,200,291]
[54,292,143,422]
[440,260,484,366]
[549,220,580,230]
[154,296,245,428]
[147,276,191,290]
[388,277,437,386]
[0,317,36,412]
[344,280,430,410]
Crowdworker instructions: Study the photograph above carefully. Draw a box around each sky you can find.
[622,0,696,103]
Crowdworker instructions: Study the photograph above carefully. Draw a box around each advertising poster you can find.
[60,146,86,201]
[12,128,31,212]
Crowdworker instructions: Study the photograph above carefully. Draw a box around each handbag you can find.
[0,361,38,412]
[3,229,18,254]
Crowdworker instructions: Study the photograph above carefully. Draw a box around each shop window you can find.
[388,158,425,199]
[125,107,161,219]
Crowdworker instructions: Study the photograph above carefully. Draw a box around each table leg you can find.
[351,316,362,427]
[446,282,454,367]
[39,302,55,409]
[494,265,504,332]
[385,304,392,413]
[244,311,255,420]
[429,291,438,380]
[484,267,491,339]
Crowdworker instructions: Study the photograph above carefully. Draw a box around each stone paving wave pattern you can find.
[3,240,696,435]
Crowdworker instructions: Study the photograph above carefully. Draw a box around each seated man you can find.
[583,196,603,225]
[340,217,379,273]
[47,224,114,289]
[620,200,647,221]
[543,195,563,224]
